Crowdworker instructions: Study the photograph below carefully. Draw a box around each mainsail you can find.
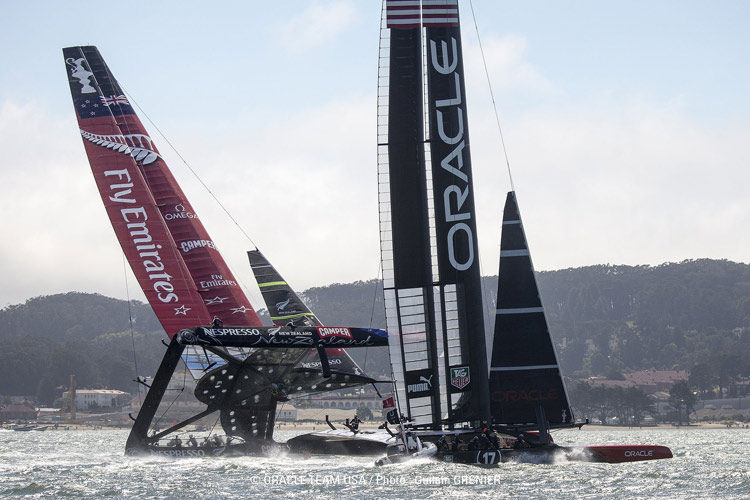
[490,192,574,427]
[378,0,490,429]
[63,47,212,336]
[64,46,261,329]
[64,46,264,382]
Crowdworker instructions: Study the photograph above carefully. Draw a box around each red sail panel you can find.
[64,54,212,335]
[70,46,261,327]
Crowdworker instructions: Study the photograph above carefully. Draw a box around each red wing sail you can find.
[65,46,261,328]
[63,47,212,337]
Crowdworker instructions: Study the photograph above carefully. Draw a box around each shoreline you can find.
[4,420,746,433]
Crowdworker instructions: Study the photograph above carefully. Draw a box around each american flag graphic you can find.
[386,0,458,29]
[101,94,130,106]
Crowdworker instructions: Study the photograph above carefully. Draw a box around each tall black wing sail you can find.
[248,250,376,391]
[489,192,574,426]
[378,0,490,429]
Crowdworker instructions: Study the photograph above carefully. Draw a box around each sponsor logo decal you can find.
[450,366,470,390]
[148,449,207,458]
[104,169,178,304]
[317,327,352,339]
[301,358,342,369]
[81,130,161,165]
[624,450,654,457]
[429,35,475,272]
[407,374,433,395]
[198,274,238,289]
[276,298,291,311]
[66,57,96,93]
[490,388,560,402]
[180,239,217,253]
[405,369,436,398]
[164,203,199,221]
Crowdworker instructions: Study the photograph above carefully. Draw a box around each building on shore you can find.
[582,370,688,395]
[62,389,130,410]
[0,401,38,421]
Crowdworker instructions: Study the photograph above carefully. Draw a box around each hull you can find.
[286,429,396,456]
[126,440,289,459]
[436,444,673,465]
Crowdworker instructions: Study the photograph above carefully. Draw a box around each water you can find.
[1,428,748,499]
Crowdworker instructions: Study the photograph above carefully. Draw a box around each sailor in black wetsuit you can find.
[468,435,480,451]
[436,435,447,451]
[514,433,528,449]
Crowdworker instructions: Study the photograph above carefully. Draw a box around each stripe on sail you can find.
[500,249,530,257]
[490,365,559,372]
[496,307,545,315]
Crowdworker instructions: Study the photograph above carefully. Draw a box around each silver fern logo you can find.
[80,129,160,165]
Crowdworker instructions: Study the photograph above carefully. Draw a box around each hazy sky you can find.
[1,1,748,309]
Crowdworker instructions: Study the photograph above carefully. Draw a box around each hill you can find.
[2,259,748,405]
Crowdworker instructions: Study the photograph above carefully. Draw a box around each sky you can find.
[1,0,748,309]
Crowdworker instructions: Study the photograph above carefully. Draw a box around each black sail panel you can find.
[425,21,489,424]
[379,0,489,429]
[247,250,376,392]
[489,192,574,426]
[387,28,432,290]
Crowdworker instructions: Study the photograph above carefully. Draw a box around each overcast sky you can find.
[1,1,748,309]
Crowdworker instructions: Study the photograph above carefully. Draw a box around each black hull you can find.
[286,430,394,456]
[126,441,289,458]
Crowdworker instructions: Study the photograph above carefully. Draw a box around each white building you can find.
[63,389,130,410]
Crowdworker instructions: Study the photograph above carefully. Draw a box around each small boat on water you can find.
[12,425,36,432]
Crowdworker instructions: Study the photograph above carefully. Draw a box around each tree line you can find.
[1,259,748,406]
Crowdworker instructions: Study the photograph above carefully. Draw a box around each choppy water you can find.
[0,428,748,499]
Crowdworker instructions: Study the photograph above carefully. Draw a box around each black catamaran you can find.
[375,0,672,464]
[63,46,387,457]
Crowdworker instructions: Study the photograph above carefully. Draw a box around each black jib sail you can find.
[378,0,490,429]
[248,250,376,387]
[489,192,574,428]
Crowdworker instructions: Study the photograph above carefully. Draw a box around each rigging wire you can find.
[120,85,266,311]
[123,255,143,406]
[467,0,511,335]
[467,0,515,192]
[123,87,259,249]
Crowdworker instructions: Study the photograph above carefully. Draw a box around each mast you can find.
[378,0,490,429]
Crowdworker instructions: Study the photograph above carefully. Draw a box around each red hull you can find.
[584,445,673,463]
